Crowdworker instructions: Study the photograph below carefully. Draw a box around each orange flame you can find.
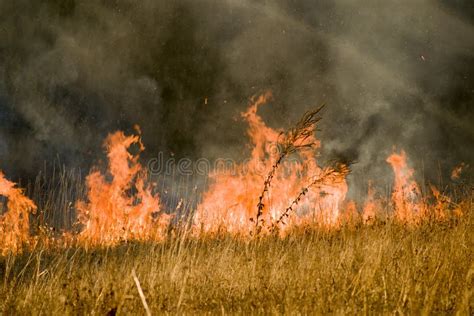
[0,171,37,255]
[340,200,360,227]
[1,95,469,253]
[386,150,426,224]
[451,162,467,180]
[194,93,348,235]
[430,185,448,220]
[76,129,170,246]
[362,181,380,223]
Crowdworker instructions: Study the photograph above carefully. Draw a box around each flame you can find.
[451,162,467,180]
[0,95,469,253]
[0,171,37,255]
[362,181,379,223]
[76,129,170,246]
[386,150,426,224]
[430,185,448,220]
[194,93,349,235]
[340,200,360,227]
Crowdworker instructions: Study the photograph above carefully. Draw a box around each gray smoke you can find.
[0,0,472,198]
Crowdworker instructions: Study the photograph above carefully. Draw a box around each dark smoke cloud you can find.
[0,0,472,197]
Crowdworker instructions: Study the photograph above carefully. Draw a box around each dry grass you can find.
[255,106,324,232]
[0,204,472,314]
[0,108,472,313]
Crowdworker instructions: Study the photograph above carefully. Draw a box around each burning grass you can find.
[0,93,472,313]
[0,172,37,256]
[76,127,171,246]
[194,93,351,236]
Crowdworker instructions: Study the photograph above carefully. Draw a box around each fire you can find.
[193,93,349,235]
[0,171,37,255]
[386,150,467,223]
[451,162,467,180]
[0,94,468,254]
[362,181,379,223]
[76,128,171,246]
[386,150,426,224]
[340,200,360,227]
[430,185,448,220]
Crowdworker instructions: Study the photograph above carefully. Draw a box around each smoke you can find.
[0,0,472,196]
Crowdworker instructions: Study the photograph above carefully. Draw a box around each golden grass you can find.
[0,204,472,314]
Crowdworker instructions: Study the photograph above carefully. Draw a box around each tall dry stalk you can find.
[254,106,325,233]
[272,163,350,231]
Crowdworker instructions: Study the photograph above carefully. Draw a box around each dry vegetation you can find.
[0,202,472,314]
[0,100,472,314]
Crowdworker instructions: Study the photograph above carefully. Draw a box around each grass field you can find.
[1,208,472,314]
[0,103,472,314]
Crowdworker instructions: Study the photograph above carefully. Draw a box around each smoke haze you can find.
[0,0,472,196]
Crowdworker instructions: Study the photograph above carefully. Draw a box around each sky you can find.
[0,0,472,195]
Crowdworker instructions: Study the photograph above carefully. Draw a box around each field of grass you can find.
[1,208,472,314]
[0,115,472,314]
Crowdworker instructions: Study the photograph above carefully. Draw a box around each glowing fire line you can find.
[0,94,468,253]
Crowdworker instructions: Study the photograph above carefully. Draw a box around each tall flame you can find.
[386,150,426,224]
[194,93,348,235]
[0,171,37,255]
[0,96,467,253]
[76,129,170,246]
